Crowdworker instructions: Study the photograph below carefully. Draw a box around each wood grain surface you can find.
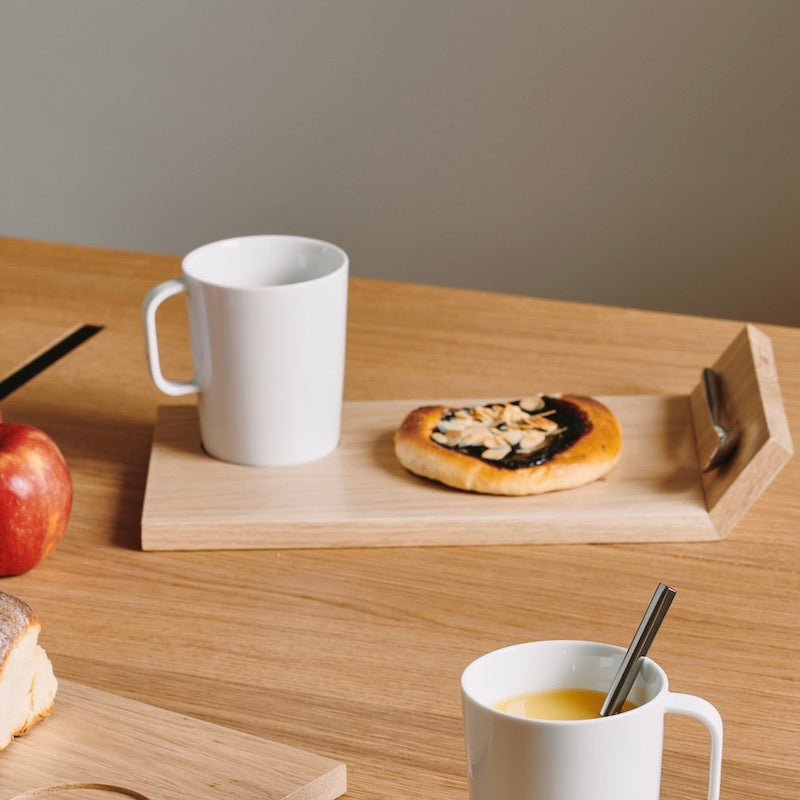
[1,236,798,800]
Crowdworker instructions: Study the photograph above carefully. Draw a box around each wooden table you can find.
[1,236,798,799]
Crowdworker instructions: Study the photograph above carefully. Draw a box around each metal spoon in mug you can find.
[600,582,676,716]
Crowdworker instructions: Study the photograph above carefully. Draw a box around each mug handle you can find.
[142,278,199,396]
[665,691,723,800]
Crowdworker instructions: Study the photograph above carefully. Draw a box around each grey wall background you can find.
[2,1,798,325]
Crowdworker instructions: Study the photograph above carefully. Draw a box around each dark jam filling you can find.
[437,396,591,470]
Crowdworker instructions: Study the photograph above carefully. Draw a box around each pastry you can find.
[394,394,621,495]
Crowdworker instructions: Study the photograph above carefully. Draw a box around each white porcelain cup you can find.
[461,640,722,800]
[143,235,348,467]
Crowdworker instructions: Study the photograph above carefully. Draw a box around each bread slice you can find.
[0,591,58,749]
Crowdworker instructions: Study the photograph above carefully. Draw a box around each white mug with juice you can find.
[461,640,722,800]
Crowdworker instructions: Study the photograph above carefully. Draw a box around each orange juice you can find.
[494,687,637,720]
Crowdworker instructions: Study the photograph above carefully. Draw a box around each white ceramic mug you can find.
[143,235,348,467]
[461,640,722,800]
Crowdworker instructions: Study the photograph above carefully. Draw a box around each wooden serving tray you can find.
[140,325,792,551]
[0,680,346,800]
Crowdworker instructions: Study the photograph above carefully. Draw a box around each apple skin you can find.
[0,423,73,576]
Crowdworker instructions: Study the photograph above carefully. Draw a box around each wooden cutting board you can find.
[140,325,792,551]
[141,393,711,550]
[0,680,346,800]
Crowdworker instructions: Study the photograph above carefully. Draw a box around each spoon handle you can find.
[703,368,722,425]
[600,582,676,716]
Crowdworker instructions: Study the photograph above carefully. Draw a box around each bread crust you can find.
[0,591,36,669]
[394,395,621,496]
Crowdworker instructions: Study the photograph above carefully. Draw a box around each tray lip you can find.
[689,323,793,536]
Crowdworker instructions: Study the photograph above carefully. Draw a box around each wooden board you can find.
[140,324,791,551]
[0,680,346,800]
[141,393,719,549]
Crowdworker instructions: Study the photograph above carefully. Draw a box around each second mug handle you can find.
[664,691,723,800]
[142,278,200,397]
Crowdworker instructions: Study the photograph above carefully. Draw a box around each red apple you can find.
[0,423,72,576]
